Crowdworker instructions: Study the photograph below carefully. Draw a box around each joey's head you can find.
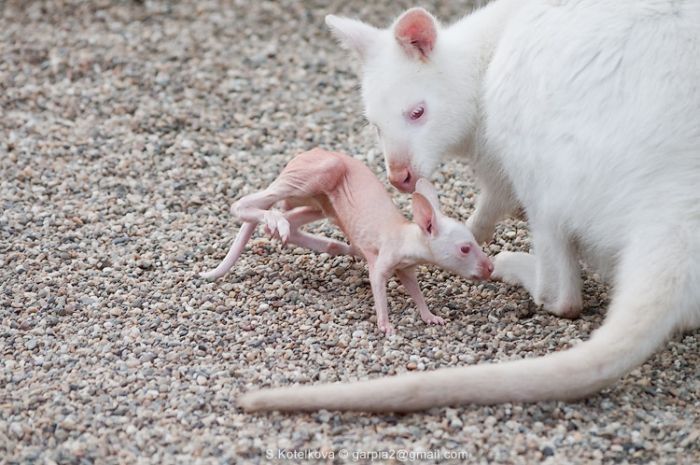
[411,179,492,280]
[326,8,480,192]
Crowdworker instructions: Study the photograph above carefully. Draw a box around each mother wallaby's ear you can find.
[326,15,381,60]
[393,8,438,61]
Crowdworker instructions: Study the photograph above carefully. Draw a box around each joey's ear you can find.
[412,192,438,236]
[326,15,381,60]
[415,178,441,213]
[393,8,438,61]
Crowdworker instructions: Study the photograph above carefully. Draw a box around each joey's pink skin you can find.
[200,148,491,336]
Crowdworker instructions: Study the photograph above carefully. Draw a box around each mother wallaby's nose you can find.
[388,166,417,193]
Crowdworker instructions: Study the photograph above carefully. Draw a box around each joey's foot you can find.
[377,320,396,336]
[263,210,290,244]
[421,312,445,325]
[348,244,362,258]
[326,242,353,256]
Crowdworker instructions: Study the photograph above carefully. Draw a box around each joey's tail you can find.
[200,222,257,281]
[240,237,690,412]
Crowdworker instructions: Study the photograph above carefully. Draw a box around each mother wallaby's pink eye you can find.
[460,245,471,255]
[409,105,425,121]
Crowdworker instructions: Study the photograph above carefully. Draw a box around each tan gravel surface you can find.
[1,1,698,464]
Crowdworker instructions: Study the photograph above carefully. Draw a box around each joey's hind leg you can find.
[493,223,582,318]
[395,267,445,325]
[232,189,292,243]
[283,207,357,256]
[287,231,355,256]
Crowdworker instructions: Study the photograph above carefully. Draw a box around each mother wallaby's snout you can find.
[387,157,420,192]
[388,164,416,193]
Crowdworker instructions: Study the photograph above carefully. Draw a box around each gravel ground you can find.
[1,1,698,464]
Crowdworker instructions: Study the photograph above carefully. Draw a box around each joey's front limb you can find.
[395,267,445,325]
[368,259,395,336]
[493,224,582,319]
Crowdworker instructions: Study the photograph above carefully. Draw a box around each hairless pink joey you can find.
[200,148,493,336]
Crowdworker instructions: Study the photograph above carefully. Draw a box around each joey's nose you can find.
[389,166,416,193]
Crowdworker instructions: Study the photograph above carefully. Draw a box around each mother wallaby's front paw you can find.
[492,251,535,287]
[539,295,583,320]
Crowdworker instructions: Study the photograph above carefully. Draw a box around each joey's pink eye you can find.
[409,106,425,120]
[460,245,471,255]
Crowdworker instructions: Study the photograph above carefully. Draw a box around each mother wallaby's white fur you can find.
[239,0,700,412]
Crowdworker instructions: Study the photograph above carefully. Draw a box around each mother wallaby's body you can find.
[239,0,700,412]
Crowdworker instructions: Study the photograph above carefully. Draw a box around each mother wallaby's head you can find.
[326,8,480,192]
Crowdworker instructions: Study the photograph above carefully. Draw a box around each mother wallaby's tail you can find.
[200,222,257,281]
[240,236,690,412]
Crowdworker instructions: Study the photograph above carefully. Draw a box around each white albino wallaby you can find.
[239,0,700,412]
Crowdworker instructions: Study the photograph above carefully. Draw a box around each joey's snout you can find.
[476,256,494,280]
[471,252,493,280]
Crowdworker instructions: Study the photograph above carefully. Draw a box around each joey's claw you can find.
[263,210,290,243]
[278,222,290,245]
[378,321,396,336]
[422,313,446,325]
